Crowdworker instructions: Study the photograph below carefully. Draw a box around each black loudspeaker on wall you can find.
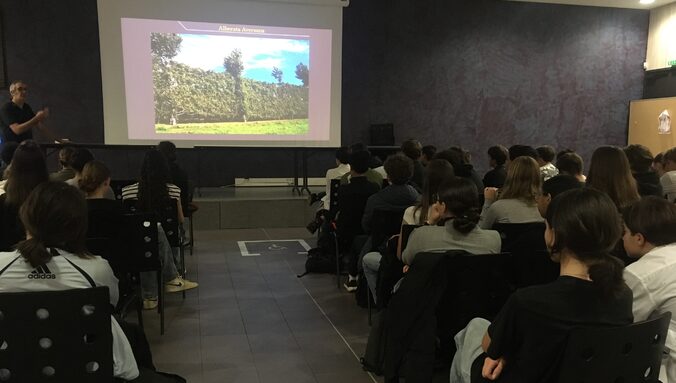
[370,123,394,146]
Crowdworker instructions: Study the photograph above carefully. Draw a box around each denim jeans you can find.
[141,224,179,299]
[449,318,491,383]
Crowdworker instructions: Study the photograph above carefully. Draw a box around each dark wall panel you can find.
[342,0,649,174]
[0,0,103,143]
[0,0,650,183]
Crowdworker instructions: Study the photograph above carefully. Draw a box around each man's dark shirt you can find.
[483,165,507,188]
[633,171,663,198]
[0,102,35,143]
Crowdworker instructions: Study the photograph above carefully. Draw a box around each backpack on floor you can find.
[296,247,335,277]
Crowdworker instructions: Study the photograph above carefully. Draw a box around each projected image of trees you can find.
[151,32,310,135]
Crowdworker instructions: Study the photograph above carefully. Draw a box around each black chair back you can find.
[370,209,406,252]
[435,250,515,344]
[557,312,671,383]
[0,287,114,382]
[109,180,134,201]
[493,222,558,288]
[123,212,160,273]
[329,179,341,218]
[123,198,180,247]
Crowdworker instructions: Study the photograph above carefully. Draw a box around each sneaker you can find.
[143,298,158,310]
[165,277,199,293]
[344,277,358,292]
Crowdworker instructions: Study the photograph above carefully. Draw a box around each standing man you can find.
[0,81,49,143]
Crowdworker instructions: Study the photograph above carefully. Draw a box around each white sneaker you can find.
[165,277,199,293]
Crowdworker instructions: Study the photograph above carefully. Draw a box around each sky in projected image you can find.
[173,34,310,86]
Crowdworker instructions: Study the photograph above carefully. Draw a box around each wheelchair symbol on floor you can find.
[267,244,288,251]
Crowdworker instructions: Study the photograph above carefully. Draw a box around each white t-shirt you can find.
[661,171,676,203]
[624,244,676,383]
[0,250,139,380]
[403,205,423,225]
[121,182,181,201]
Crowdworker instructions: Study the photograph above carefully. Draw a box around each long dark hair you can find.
[138,150,171,213]
[587,146,640,210]
[4,140,49,207]
[413,159,454,224]
[546,188,624,297]
[436,177,480,234]
[17,181,89,267]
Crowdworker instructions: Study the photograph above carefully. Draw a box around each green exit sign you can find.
[670,59,676,67]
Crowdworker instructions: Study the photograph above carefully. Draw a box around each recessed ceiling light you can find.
[640,0,655,4]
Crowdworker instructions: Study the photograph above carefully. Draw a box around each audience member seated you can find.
[336,150,381,291]
[535,174,583,218]
[654,152,666,177]
[624,144,663,197]
[157,141,190,211]
[0,181,184,382]
[536,145,559,181]
[401,178,501,269]
[450,188,633,383]
[49,146,76,182]
[556,151,586,183]
[0,181,139,380]
[401,139,425,190]
[122,150,197,309]
[421,145,437,166]
[507,144,538,165]
[436,147,484,194]
[0,140,48,251]
[0,141,18,181]
[480,156,544,229]
[587,146,641,210]
[660,147,676,203]
[358,154,420,294]
[622,196,676,383]
[340,144,384,188]
[402,159,455,225]
[482,145,508,188]
[80,160,126,274]
[316,146,350,210]
[65,147,94,187]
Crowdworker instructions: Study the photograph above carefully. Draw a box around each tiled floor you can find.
[140,227,377,383]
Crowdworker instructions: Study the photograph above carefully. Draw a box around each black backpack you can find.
[296,247,335,277]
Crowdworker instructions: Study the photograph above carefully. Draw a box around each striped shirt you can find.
[120,182,181,201]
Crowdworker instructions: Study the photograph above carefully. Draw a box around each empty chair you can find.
[556,312,671,383]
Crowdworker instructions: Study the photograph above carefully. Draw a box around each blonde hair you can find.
[78,160,110,195]
[499,156,542,205]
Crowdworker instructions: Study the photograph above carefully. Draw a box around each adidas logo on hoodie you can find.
[28,265,56,279]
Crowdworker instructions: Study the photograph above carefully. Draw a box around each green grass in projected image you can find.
[156,119,308,135]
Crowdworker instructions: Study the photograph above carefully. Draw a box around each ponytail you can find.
[452,207,480,234]
[16,237,52,268]
[588,254,625,297]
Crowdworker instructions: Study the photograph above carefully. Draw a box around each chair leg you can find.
[180,245,186,300]
[334,234,340,289]
[135,281,144,330]
[367,287,372,326]
[157,271,164,335]
[189,216,194,255]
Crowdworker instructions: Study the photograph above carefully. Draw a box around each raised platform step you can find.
[192,186,323,230]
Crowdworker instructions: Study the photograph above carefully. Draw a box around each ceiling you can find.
[508,0,675,9]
